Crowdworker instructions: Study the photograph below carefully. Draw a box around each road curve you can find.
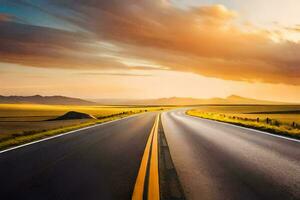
[0,113,156,200]
[162,110,300,200]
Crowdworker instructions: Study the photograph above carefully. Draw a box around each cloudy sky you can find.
[0,0,300,102]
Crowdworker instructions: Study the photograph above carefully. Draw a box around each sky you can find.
[0,0,300,102]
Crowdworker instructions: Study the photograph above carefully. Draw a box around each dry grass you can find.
[0,104,171,150]
[187,105,300,139]
[0,104,166,118]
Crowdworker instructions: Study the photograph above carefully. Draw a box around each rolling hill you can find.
[93,95,287,105]
[0,94,288,105]
[0,95,95,105]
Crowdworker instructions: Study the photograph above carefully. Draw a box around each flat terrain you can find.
[0,104,163,118]
[163,109,300,200]
[187,105,300,138]
[188,105,300,124]
[0,104,167,142]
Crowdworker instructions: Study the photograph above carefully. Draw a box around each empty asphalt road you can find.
[162,110,300,200]
[1,109,299,200]
[0,113,157,200]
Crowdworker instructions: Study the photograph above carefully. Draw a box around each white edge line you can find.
[182,112,300,143]
[0,113,143,154]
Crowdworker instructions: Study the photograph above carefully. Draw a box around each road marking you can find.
[132,118,155,200]
[0,113,144,154]
[148,115,160,200]
[185,113,300,143]
[132,115,160,200]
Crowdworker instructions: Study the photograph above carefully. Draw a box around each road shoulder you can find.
[159,115,185,200]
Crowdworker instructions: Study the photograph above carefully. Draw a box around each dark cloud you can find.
[0,21,128,69]
[0,13,12,22]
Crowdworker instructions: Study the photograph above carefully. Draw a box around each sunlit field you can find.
[0,104,171,149]
[0,104,168,118]
[187,105,300,139]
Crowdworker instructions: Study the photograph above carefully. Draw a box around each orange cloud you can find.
[192,4,237,22]
[285,25,300,32]
[0,1,299,85]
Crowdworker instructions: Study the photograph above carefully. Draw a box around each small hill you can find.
[52,111,96,120]
[0,95,95,105]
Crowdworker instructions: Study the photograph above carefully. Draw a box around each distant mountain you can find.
[93,95,286,105]
[0,94,286,106]
[0,95,95,105]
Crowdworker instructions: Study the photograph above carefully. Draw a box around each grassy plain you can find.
[187,105,300,139]
[0,104,171,150]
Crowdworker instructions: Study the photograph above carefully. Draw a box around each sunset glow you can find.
[1,0,300,102]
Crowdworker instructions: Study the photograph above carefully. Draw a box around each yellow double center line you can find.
[132,114,160,200]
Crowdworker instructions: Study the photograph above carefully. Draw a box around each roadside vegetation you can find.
[187,105,300,139]
[0,104,171,150]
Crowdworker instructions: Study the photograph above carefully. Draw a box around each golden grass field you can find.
[187,105,300,139]
[0,104,171,150]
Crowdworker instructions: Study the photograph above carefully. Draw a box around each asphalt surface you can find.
[0,113,156,200]
[162,110,300,200]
